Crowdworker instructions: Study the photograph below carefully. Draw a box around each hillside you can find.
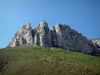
[0,46,100,75]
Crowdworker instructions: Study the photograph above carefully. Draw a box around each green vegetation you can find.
[0,46,100,75]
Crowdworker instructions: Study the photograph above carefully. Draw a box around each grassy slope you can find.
[0,46,100,75]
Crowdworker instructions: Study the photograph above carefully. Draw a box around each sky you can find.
[0,0,100,48]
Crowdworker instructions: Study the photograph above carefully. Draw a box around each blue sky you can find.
[0,0,100,48]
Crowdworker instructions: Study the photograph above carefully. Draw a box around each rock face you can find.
[39,21,51,47]
[92,39,100,47]
[8,21,100,55]
[91,39,100,55]
[8,23,34,47]
[51,24,93,54]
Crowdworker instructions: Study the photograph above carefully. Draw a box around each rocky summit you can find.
[8,21,100,55]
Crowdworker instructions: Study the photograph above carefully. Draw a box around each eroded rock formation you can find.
[9,23,34,47]
[8,21,100,55]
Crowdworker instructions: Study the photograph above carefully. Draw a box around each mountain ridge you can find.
[8,21,100,55]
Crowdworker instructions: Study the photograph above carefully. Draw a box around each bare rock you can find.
[53,24,93,54]
[8,21,100,55]
[92,38,100,47]
[50,26,57,46]
[39,21,51,47]
[8,23,34,47]
[91,39,100,55]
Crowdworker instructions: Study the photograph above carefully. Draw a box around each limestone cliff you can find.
[8,21,100,55]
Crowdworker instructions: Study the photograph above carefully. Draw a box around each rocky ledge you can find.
[8,21,100,55]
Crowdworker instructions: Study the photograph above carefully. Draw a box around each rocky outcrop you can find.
[39,21,51,47]
[91,39,100,55]
[92,38,100,47]
[8,23,34,47]
[8,21,100,55]
[51,24,93,54]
